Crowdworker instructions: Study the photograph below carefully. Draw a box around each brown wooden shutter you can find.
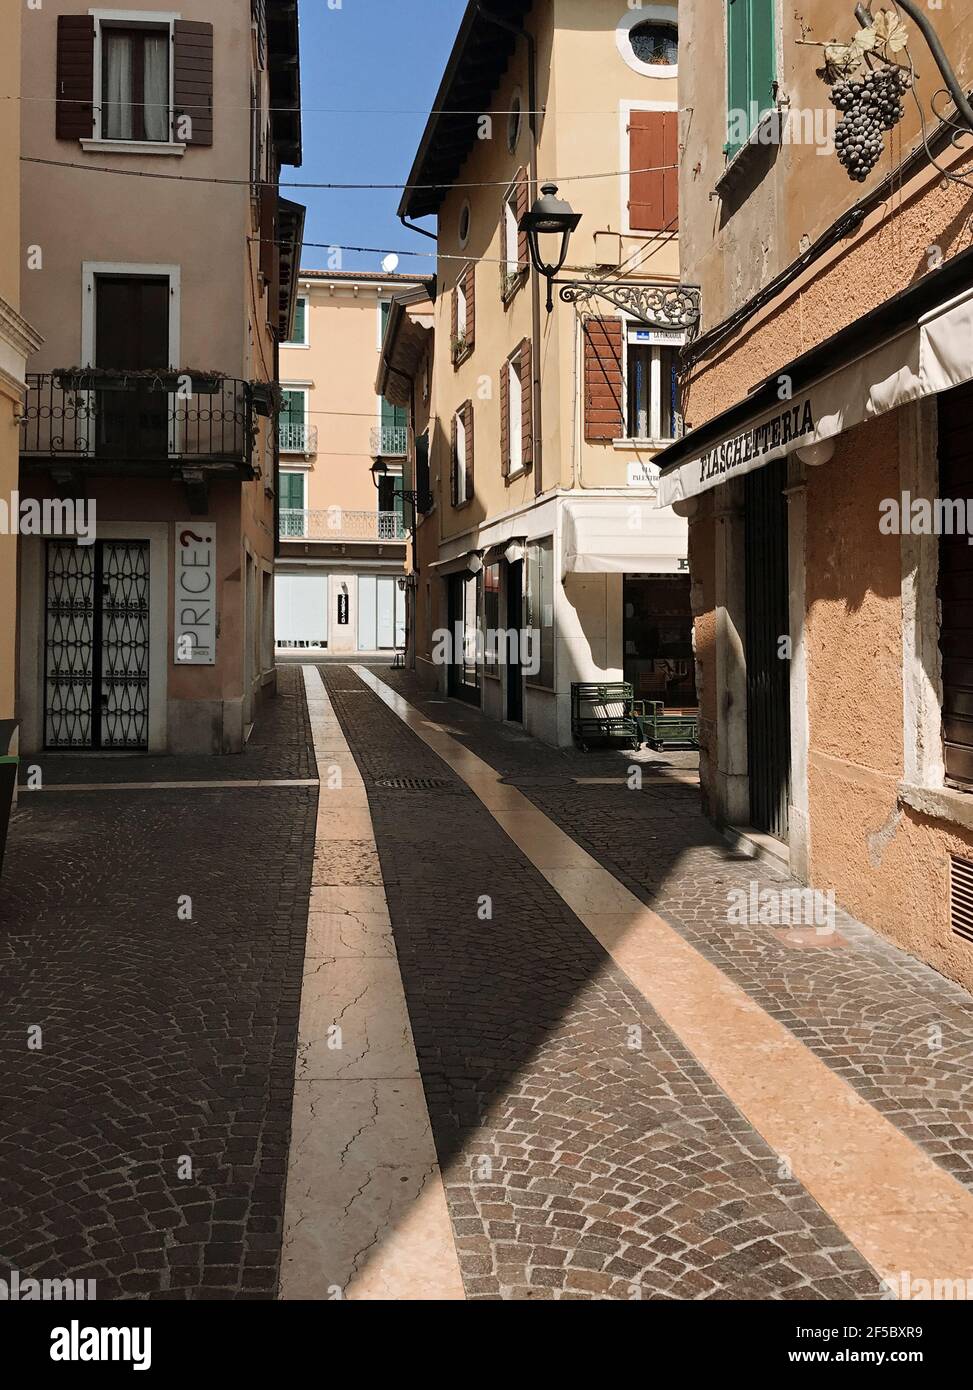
[465,265,475,350]
[452,281,459,345]
[520,337,533,468]
[173,20,214,146]
[259,185,278,290]
[516,169,530,272]
[464,400,474,500]
[939,382,973,784]
[584,318,624,442]
[56,15,95,140]
[628,109,679,232]
[450,414,459,506]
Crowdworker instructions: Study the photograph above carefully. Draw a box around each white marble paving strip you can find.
[278,667,464,1302]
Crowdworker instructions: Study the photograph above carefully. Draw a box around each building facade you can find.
[17,0,302,756]
[656,0,973,989]
[275,271,426,655]
[0,1,43,843]
[397,0,695,747]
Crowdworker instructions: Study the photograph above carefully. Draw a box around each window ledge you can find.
[714,108,782,199]
[81,138,186,157]
[612,438,671,453]
[501,269,528,306]
[898,781,973,832]
[452,343,474,370]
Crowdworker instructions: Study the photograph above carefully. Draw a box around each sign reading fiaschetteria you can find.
[698,400,815,486]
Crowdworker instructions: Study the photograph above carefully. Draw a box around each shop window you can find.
[526,537,555,689]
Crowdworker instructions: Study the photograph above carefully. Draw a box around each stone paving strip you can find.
[277,668,464,1300]
[350,665,973,1294]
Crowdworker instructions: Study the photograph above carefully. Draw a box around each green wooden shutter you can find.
[279,472,304,509]
[291,298,306,344]
[726,0,776,158]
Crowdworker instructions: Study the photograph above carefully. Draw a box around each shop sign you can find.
[174,524,216,665]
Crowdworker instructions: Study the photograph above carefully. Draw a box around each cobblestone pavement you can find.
[377,669,973,1198]
[321,665,881,1300]
[0,666,316,1299]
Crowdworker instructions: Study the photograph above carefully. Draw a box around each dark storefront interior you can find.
[623,575,697,709]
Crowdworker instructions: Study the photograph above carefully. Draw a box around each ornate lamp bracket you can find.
[557,280,702,339]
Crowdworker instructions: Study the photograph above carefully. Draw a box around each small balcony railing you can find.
[21,370,254,468]
[370,424,408,457]
[279,420,317,455]
[280,508,406,542]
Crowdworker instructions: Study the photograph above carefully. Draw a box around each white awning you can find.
[657,284,973,509]
[561,497,688,579]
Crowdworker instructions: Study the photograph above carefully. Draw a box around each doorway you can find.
[44,539,150,749]
[505,560,523,722]
[744,458,791,840]
[94,274,170,458]
[447,571,480,704]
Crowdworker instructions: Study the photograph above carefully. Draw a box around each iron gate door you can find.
[744,459,791,840]
[45,540,150,750]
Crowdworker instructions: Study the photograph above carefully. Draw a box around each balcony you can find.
[279,421,318,456]
[370,423,408,457]
[280,508,406,542]
[20,371,256,474]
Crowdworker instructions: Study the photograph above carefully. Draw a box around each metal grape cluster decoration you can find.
[821,8,912,182]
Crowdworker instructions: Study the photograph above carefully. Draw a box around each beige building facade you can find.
[276,271,424,655]
[0,0,43,849]
[656,0,973,989]
[398,0,694,747]
[17,0,302,755]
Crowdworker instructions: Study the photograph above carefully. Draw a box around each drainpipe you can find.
[477,4,544,498]
[398,212,438,243]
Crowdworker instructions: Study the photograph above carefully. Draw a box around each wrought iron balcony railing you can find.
[279,421,318,455]
[370,424,408,457]
[280,508,407,542]
[20,371,255,469]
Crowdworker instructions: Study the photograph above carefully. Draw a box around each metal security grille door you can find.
[45,540,150,749]
[744,459,791,840]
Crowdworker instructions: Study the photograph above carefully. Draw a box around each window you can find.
[507,90,523,153]
[279,471,306,535]
[626,342,679,442]
[617,5,679,78]
[508,355,524,475]
[526,537,555,689]
[101,23,170,142]
[726,0,777,158]
[452,264,475,362]
[286,296,308,347]
[415,431,431,512]
[279,388,308,453]
[453,408,468,505]
[456,279,468,342]
[458,201,471,247]
[504,187,520,281]
[484,563,501,673]
[631,22,677,66]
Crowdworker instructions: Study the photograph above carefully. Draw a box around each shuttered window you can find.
[501,339,533,478]
[726,0,777,158]
[628,109,679,232]
[172,20,214,146]
[584,318,625,442]
[938,382,973,786]
[451,403,473,507]
[56,15,95,140]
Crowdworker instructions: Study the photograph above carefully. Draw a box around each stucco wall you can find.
[0,0,22,728]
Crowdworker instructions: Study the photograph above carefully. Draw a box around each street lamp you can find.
[519,183,582,313]
[369,457,423,534]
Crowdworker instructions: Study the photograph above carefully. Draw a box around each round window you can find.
[458,201,471,248]
[630,21,678,67]
[507,91,523,153]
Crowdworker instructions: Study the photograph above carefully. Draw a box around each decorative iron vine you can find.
[558,281,702,338]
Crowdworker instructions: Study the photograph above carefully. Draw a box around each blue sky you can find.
[292,0,468,273]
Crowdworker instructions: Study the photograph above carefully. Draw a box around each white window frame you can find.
[88,9,183,153]
[504,184,520,281]
[284,294,309,348]
[623,324,682,445]
[279,385,309,455]
[279,469,306,509]
[454,409,468,504]
[508,353,524,477]
[619,98,679,239]
[80,261,181,455]
[456,278,468,342]
[616,5,679,79]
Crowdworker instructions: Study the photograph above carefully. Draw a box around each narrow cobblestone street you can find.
[5,665,973,1303]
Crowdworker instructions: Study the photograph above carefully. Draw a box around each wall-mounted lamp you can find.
[519,183,582,313]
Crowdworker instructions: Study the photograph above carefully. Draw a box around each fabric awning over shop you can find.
[656,258,973,509]
[561,498,688,578]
